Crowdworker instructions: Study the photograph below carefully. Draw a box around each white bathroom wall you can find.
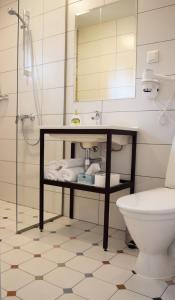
[64,0,175,228]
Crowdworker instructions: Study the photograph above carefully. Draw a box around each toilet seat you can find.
[117,188,175,214]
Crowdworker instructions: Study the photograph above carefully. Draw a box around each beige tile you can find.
[17,280,63,300]
[21,241,52,255]
[74,277,117,300]
[0,242,13,254]
[162,285,175,300]
[45,267,84,288]
[66,256,102,273]
[110,290,151,300]
[1,269,33,291]
[43,248,75,263]
[1,249,33,265]
[56,226,83,237]
[5,234,31,247]
[71,221,96,231]
[20,258,57,276]
[1,261,10,272]
[77,232,102,244]
[94,264,132,285]
[58,294,85,300]
[126,275,168,298]
[84,245,115,262]
[41,233,69,245]
[110,254,137,271]
[61,239,91,253]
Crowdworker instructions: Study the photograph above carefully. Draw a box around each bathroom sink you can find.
[39,125,138,146]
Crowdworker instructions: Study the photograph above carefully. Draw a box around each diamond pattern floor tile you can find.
[0,207,171,300]
[162,285,175,300]
[21,240,52,254]
[20,257,57,276]
[110,290,152,300]
[58,294,86,300]
[94,264,133,285]
[126,275,168,298]
[17,280,63,300]
[45,267,84,288]
[1,249,33,265]
[110,253,137,270]
[61,239,91,253]
[67,255,102,274]
[43,247,75,263]
[1,269,33,291]
[73,277,117,300]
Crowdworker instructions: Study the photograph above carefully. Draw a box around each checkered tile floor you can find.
[0,200,175,300]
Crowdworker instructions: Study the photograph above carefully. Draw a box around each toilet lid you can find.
[117,188,175,214]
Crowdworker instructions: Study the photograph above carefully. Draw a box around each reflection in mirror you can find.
[75,0,137,102]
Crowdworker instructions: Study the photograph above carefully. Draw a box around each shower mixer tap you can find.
[16,114,35,123]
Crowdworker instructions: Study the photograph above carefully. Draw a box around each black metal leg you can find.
[70,143,75,219]
[126,133,137,249]
[103,133,112,251]
[39,131,44,231]
[130,133,137,194]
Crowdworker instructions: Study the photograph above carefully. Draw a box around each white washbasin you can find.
[40,125,138,146]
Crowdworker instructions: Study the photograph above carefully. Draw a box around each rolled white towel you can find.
[60,167,84,182]
[59,158,84,169]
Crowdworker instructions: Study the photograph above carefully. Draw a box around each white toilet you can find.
[117,137,175,280]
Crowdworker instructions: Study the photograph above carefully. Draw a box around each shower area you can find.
[0,0,66,232]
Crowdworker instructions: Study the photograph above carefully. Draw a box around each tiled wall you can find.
[64,0,175,229]
[0,0,66,222]
[0,0,175,230]
[77,16,136,101]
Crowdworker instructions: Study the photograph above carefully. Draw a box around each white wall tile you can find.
[102,111,175,144]
[138,0,175,13]
[43,61,65,89]
[43,7,65,38]
[42,88,64,115]
[44,0,65,12]
[137,39,175,77]
[99,201,126,230]
[43,34,65,64]
[138,5,175,45]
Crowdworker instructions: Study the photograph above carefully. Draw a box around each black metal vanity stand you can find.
[39,128,137,251]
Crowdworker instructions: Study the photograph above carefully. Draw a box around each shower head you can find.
[8,8,17,15]
[8,8,28,28]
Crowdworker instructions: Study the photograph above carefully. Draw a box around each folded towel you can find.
[44,168,61,181]
[46,160,62,171]
[86,163,101,176]
[59,158,84,169]
[60,167,84,182]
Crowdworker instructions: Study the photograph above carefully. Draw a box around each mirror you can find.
[75,0,137,102]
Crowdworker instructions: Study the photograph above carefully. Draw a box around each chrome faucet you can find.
[16,113,35,123]
[91,110,102,125]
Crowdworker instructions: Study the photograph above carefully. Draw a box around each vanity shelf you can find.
[39,126,137,251]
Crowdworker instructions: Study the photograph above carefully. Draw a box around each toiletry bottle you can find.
[71,110,81,125]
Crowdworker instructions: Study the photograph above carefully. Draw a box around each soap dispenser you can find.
[71,110,81,126]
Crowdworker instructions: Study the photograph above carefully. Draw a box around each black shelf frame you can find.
[39,127,137,251]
